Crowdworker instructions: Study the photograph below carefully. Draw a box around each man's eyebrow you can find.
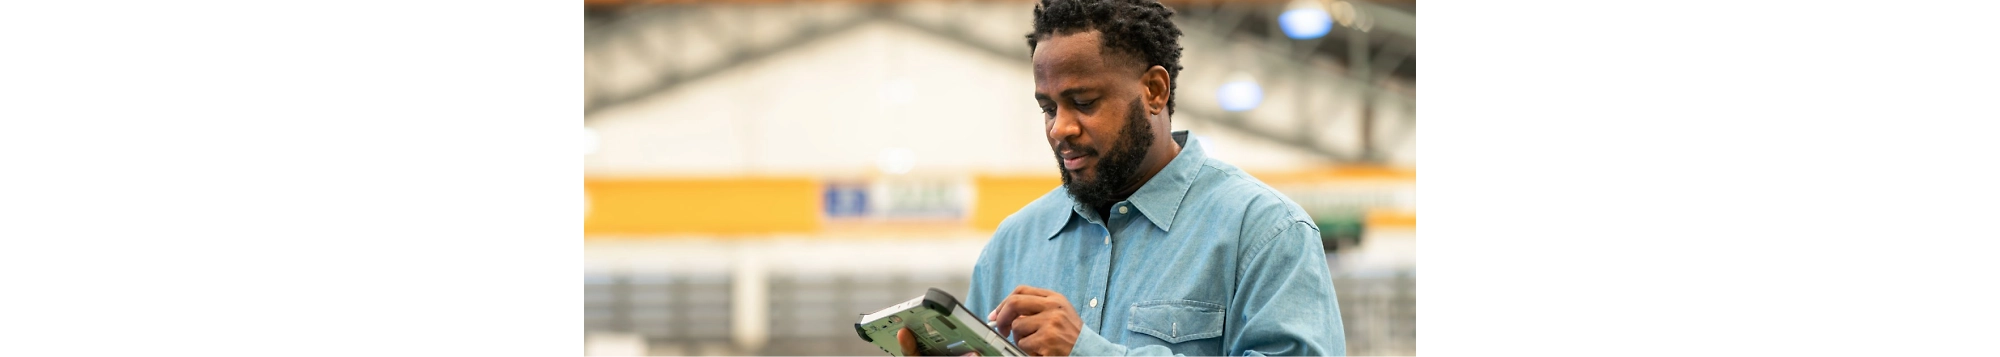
[1034,87,1096,102]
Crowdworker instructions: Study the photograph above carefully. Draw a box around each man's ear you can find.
[1141,65,1171,116]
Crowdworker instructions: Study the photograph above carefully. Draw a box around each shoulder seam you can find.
[1203,160,1315,223]
[1239,219,1315,280]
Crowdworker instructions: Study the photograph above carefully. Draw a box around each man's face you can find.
[1033,31,1154,209]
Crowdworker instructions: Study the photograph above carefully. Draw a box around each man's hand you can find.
[988,285,1081,356]
[895,327,978,357]
[897,328,920,356]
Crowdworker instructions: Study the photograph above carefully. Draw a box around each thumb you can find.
[896,327,919,356]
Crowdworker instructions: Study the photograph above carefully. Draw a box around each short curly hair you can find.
[1027,0,1186,116]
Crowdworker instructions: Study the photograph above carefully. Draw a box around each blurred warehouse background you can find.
[582,0,1413,355]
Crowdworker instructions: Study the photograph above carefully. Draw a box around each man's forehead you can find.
[1032,31,1134,92]
[1032,32,1108,77]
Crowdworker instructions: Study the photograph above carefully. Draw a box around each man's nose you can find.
[1047,109,1080,143]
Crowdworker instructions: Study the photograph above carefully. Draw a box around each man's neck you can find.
[1095,137,1182,218]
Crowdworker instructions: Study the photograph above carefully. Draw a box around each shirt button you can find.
[1088,298,1098,308]
[1118,206,1128,214]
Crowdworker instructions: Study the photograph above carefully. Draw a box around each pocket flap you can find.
[1125,300,1225,344]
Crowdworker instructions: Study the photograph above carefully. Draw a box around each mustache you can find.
[1054,141,1097,157]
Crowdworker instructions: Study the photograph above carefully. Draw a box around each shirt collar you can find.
[1052,130,1202,238]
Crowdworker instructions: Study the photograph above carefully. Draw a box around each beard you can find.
[1058,97,1155,216]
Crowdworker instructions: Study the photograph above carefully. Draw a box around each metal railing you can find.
[585,268,1414,355]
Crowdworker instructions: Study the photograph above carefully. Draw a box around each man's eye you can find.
[1039,106,1056,116]
[1074,99,1095,108]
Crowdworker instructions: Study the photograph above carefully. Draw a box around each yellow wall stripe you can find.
[1366,209,1416,229]
[970,175,1062,231]
[583,169,1411,236]
[584,178,821,236]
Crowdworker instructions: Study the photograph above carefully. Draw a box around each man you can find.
[899,0,1345,355]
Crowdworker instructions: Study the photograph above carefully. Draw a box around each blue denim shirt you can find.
[966,131,1346,356]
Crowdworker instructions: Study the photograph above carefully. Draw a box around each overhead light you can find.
[1217,72,1263,112]
[1279,0,1334,39]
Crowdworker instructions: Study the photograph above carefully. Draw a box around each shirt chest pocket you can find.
[1125,300,1226,345]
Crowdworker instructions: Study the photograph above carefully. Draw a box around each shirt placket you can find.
[1084,204,1122,330]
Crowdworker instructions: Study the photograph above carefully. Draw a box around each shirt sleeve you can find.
[966,241,1002,322]
[1223,220,1346,356]
[1069,220,1345,356]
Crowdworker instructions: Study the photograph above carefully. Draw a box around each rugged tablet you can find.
[855,288,1026,356]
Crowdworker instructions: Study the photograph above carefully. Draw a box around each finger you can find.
[991,285,1056,323]
[1007,294,1064,319]
[1011,285,1057,298]
[1007,312,1053,339]
[1016,331,1055,357]
[896,327,918,356]
[990,294,1015,338]
[992,295,1057,339]
[990,285,1031,322]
